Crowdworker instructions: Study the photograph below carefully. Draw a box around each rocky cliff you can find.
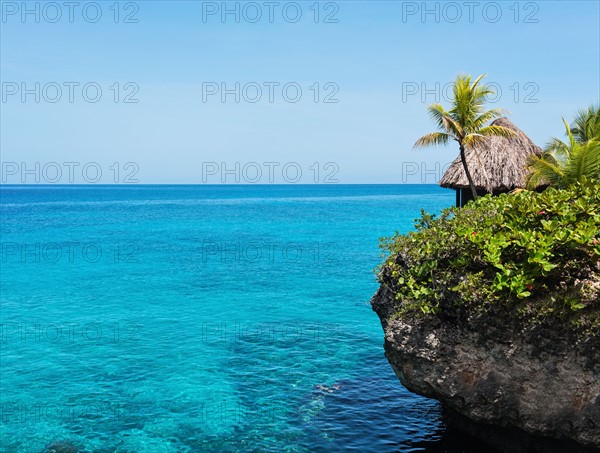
[371,283,600,453]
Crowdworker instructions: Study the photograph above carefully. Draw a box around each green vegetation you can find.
[414,74,515,200]
[379,181,600,324]
[391,78,599,332]
[527,105,600,189]
[563,104,600,145]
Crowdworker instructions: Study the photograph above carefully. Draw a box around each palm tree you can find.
[570,104,600,144]
[414,74,515,200]
[545,104,600,153]
[526,116,600,189]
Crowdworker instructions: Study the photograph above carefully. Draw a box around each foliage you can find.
[527,106,600,189]
[565,104,600,145]
[379,181,600,320]
[414,74,515,199]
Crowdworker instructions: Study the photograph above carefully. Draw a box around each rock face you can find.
[371,284,600,453]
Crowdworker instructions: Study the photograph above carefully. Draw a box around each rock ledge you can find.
[371,284,600,453]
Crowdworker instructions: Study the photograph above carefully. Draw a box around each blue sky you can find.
[1,0,599,183]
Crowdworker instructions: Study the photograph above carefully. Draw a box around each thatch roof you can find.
[439,118,542,192]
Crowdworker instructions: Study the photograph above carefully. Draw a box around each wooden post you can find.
[461,188,473,207]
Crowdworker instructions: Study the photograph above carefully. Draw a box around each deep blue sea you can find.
[0,185,483,452]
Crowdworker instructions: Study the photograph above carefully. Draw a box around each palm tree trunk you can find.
[459,145,478,201]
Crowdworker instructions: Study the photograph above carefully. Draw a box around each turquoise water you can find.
[1,185,477,452]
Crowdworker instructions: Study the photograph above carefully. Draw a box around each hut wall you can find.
[457,188,490,207]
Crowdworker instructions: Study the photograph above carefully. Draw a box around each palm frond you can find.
[426,104,450,132]
[414,132,451,149]
[450,74,475,127]
[448,74,498,134]
[478,125,517,139]
[570,104,600,144]
[471,73,487,89]
[442,115,463,139]
[472,108,510,130]
[563,117,578,152]
[563,140,600,183]
[530,136,600,189]
[471,85,494,108]
[462,133,489,148]
[526,153,564,189]
[544,137,570,157]
[470,74,491,109]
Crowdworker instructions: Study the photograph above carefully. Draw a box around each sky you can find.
[1,0,599,184]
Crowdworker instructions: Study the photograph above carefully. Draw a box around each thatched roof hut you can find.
[439,118,542,204]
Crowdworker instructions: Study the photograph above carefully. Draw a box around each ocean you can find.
[0,184,482,452]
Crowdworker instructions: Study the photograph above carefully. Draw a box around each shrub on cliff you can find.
[379,180,600,325]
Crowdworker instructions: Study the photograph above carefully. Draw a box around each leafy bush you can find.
[379,180,600,320]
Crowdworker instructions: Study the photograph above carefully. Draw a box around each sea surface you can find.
[0,185,483,452]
